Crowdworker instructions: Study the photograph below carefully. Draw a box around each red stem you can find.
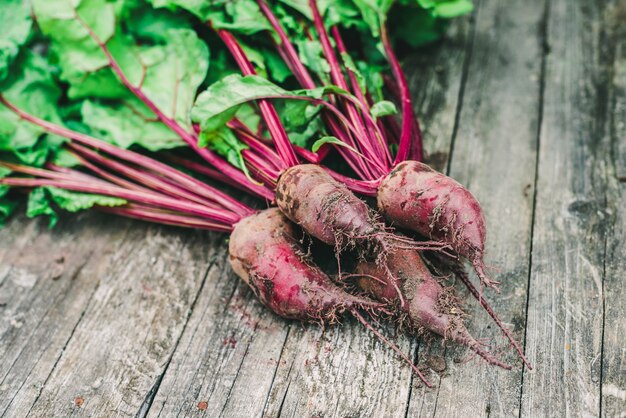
[69,143,223,209]
[215,28,299,169]
[308,1,385,178]
[380,24,423,163]
[101,204,234,232]
[332,27,392,166]
[0,96,257,215]
[257,0,317,89]
[0,177,241,225]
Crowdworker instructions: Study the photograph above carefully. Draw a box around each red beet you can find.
[355,247,510,369]
[276,165,378,246]
[377,160,497,289]
[229,208,376,321]
[229,208,434,385]
[276,164,439,258]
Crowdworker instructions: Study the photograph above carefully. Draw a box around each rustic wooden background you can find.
[1,0,625,416]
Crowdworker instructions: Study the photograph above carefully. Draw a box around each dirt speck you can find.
[427,355,446,373]
[223,336,237,349]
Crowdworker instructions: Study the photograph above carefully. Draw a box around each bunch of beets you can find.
[0,0,530,386]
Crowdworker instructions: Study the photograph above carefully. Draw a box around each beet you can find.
[377,161,497,289]
[356,247,510,369]
[229,208,376,321]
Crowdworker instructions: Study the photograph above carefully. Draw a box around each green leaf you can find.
[148,0,212,20]
[0,197,18,227]
[198,127,249,172]
[311,135,359,154]
[33,1,209,131]
[47,186,127,211]
[80,100,183,151]
[27,186,127,228]
[124,2,193,43]
[0,51,66,166]
[26,187,59,227]
[0,165,11,179]
[51,148,82,168]
[370,100,397,120]
[263,49,293,83]
[192,74,289,131]
[0,0,33,82]
[433,0,473,18]
[152,0,271,34]
[415,0,473,18]
[296,40,331,81]
[192,75,354,149]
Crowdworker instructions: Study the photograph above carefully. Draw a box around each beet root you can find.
[276,164,378,247]
[229,208,377,322]
[276,164,442,258]
[377,160,497,289]
[229,208,434,385]
[355,247,510,369]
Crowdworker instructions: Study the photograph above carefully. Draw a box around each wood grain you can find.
[521,0,614,415]
[602,1,626,416]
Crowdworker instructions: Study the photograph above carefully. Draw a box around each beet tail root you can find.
[351,309,432,387]
[355,246,510,369]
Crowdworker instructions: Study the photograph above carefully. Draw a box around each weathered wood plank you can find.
[405,14,472,172]
[0,214,127,417]
[602,1,626,415]
[2,215,213,418]
[262,324,415,418]
[408,0,545,415]
[521,0,613,415]
[611,0,626,180]
[603,172,626,417]
[144,254,289,418]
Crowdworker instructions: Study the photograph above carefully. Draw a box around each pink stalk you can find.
[215,28,299,168]
[229,122,283,170]
[0,177,242,225]
[257,0,317,89]
[180,134,275,201]
[324,170,379,196]
[0,96,257,215]
[332,27,392,165]
[68,143,224,209]
[68,152,157,193]
[256,1,369,172]
[240,149,280,185]
[101,204,234,232]
[293,145,321,163]
[45,163,113,185]
[308,0,386,177]
[164,154,250,192]
[380,24,424,163]
[0,162,83,182]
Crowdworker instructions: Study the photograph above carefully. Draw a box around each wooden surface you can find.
[1,0,625,416]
